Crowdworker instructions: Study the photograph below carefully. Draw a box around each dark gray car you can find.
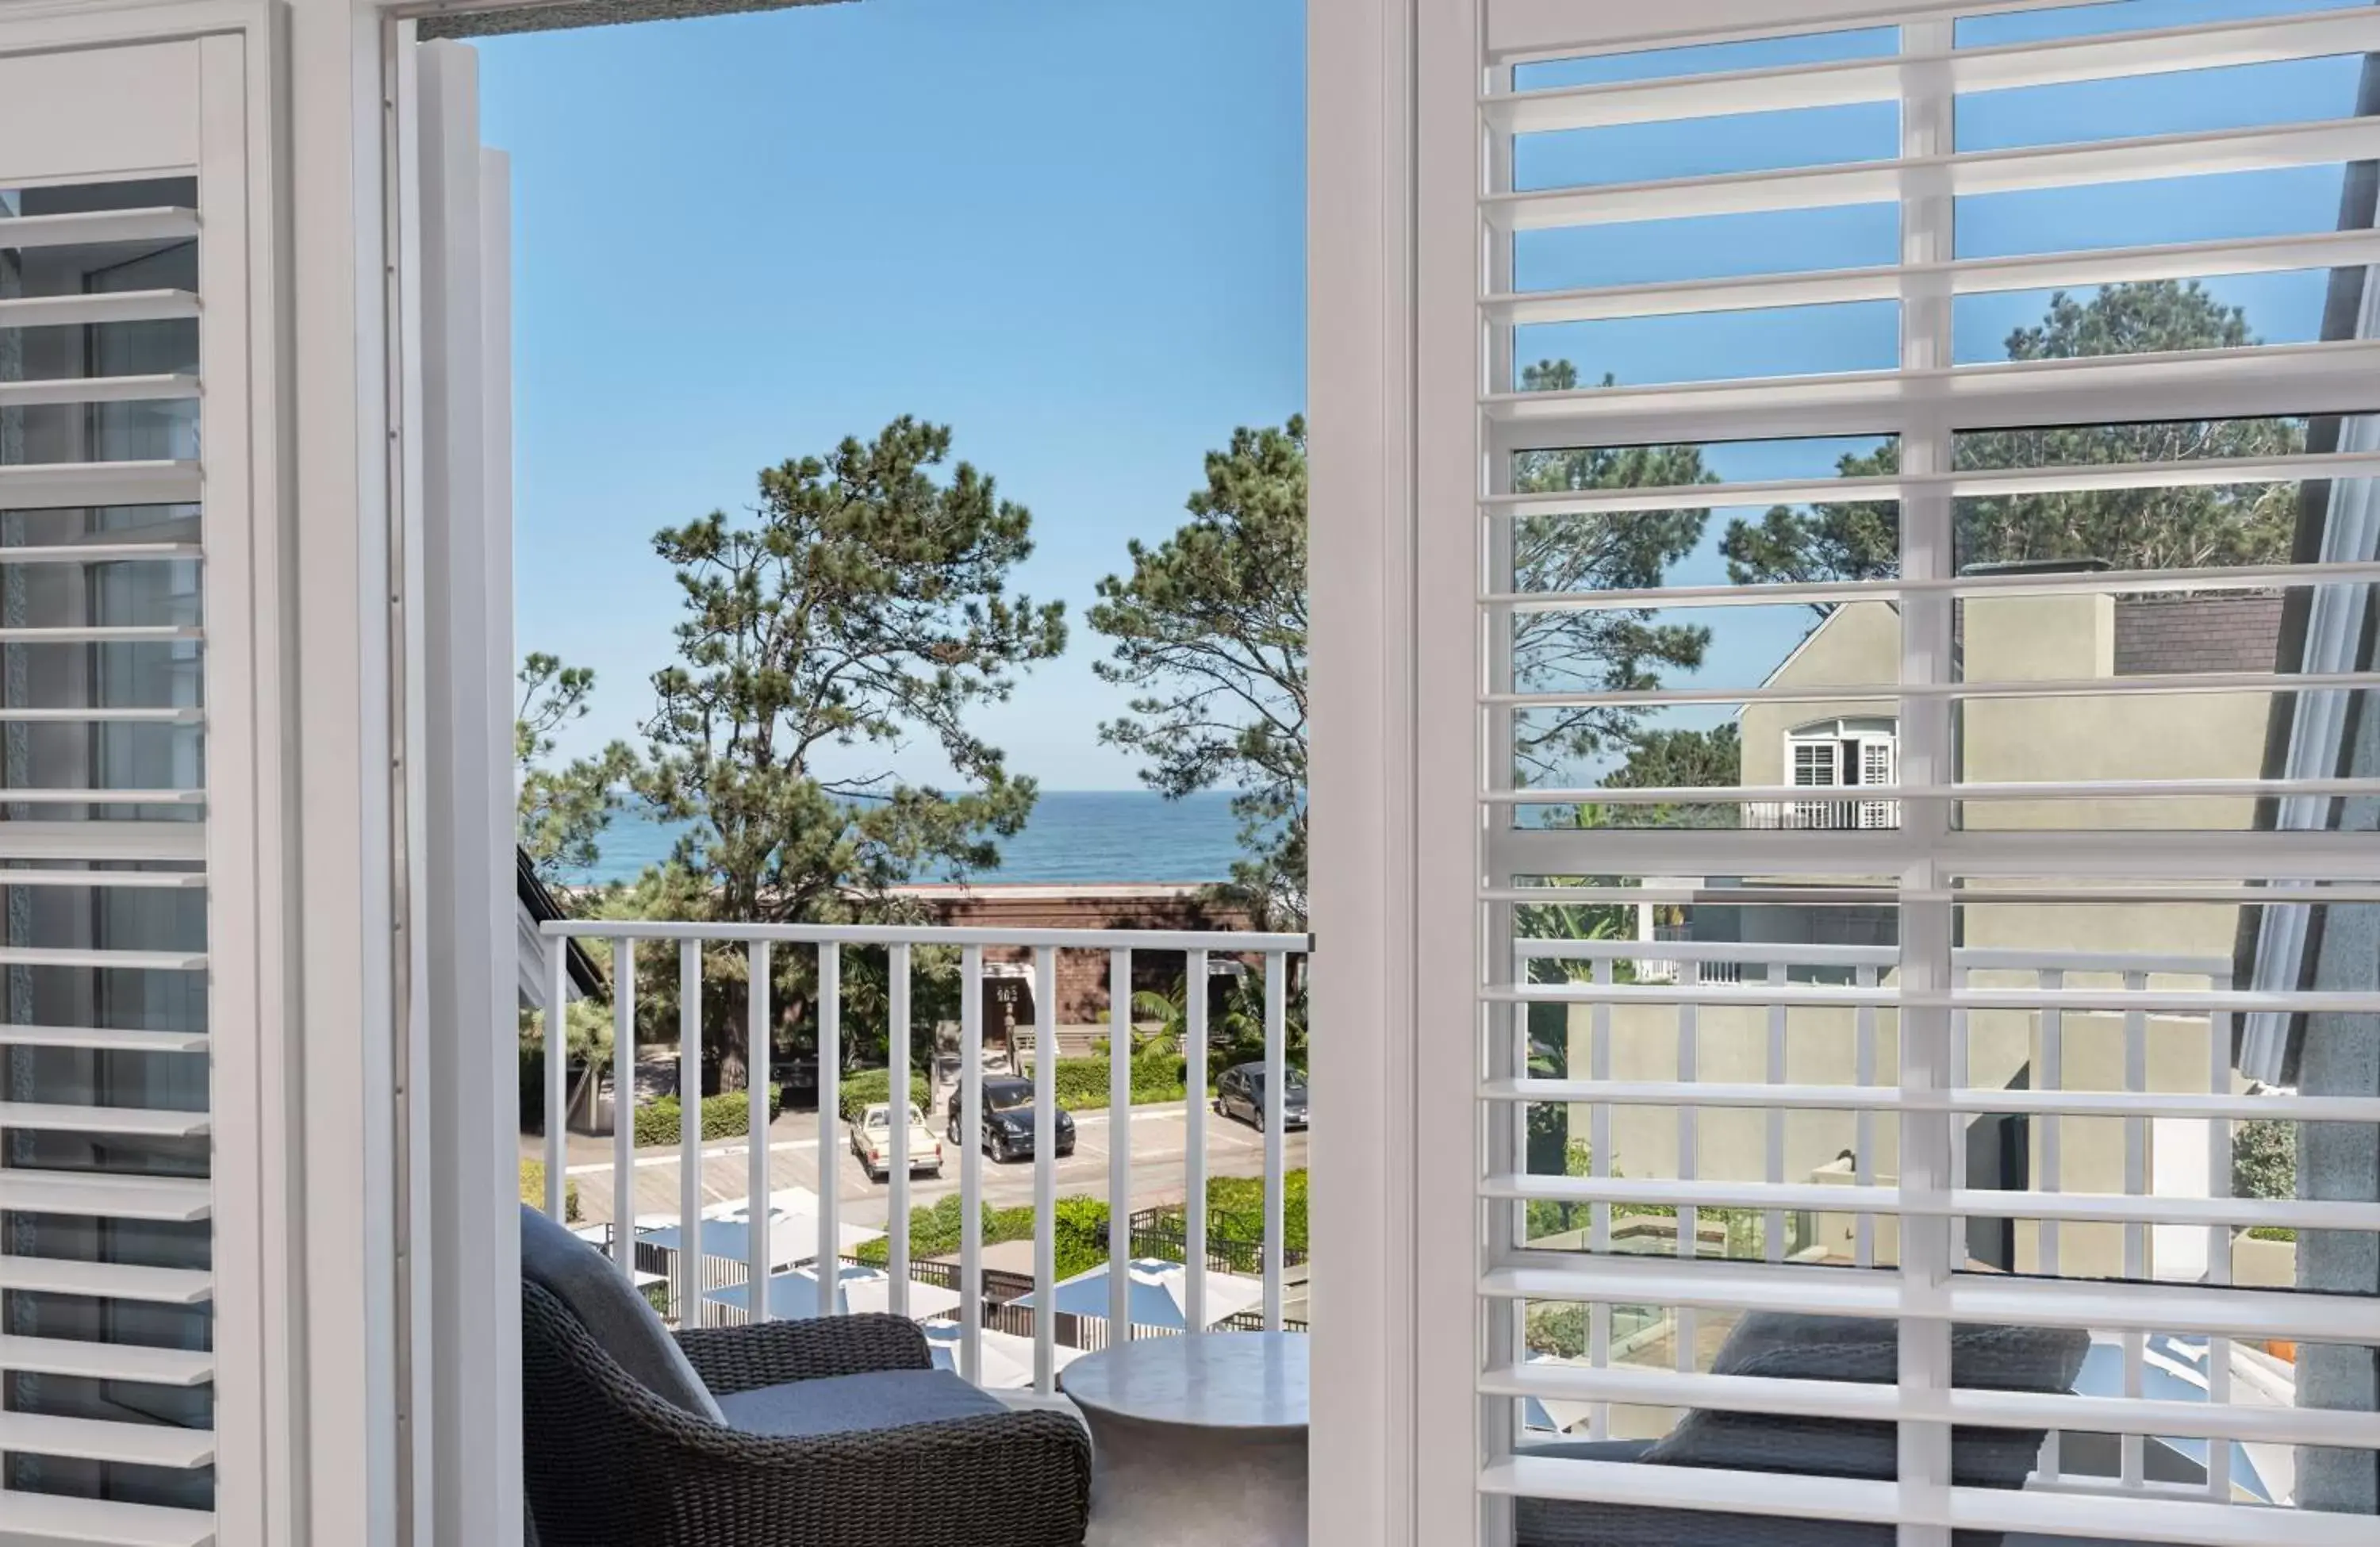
[946,1076,1077,1161]
[1214,1062,1307,1131]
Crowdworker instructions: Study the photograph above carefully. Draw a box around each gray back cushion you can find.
[1641,1311,2088,1488]
[518,1203,724,1422]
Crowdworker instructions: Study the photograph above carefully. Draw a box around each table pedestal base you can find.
[1080,1406,1307,1546]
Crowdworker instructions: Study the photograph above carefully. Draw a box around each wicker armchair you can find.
[519,1234,1090,1547]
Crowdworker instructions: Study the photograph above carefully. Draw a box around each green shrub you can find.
[632,1085,783,1148]
[837,1069,935,1123]
[2233,1118,2297,1201]
[1037,1054,1200,1110]
[1526,1300,1587,1359]
[854,1194,1040,1266]
[519,1158,580,1223]
[2245,1224,2298,1243]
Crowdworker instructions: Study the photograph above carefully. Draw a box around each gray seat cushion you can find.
[518,1203,723,1422]
[1644,1312,2087,1488]
[714,1367,1007,1438]
[1514,1313,2090,1547]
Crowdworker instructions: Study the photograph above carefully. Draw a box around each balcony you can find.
[521,918,1311,1398]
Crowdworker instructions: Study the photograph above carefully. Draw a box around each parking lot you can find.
[548,1097,1310,1233]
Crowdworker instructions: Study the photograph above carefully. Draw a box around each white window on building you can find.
[1785,717,1899,830]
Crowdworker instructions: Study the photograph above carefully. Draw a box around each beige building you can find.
[1566,586,2290,1282]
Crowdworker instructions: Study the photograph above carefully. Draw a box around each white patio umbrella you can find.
[657,1203,877,1269]
[1012,1257,1266,1331]
[704,1262,963,1322]
[920,1322,1081,1390]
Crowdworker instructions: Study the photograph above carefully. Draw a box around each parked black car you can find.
[1214,1062,1307,1131]
[945,1076,1077,1162]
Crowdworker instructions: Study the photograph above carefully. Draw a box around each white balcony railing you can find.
[528,919,1309,1397]
[1739,797,1901,830]
[1507,933,2342,1505]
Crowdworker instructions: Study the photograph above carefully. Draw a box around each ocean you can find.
[570,788,1252,887]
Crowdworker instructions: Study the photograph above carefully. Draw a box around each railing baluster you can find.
[544,932,568,1219]
[2121,968,2148,1491]
[1262,949,1286,1330]
[1854,965,1875,1269]
[817,943,841,1311]
[960,946,985,1384]
[747,940,772,1324]
[612,938,637,1279]
[1108,947,1132,1344]
[1032,946,1058,1392]
[1674,997,1697,1367]
[1589,954,1612,1441]
[680,939,704,1326]
[889,941,912,1322]
[2038,965,2063,1483]
[1764,961,1786,1263]
[2206,971,2233,1500]
[1184,949,1209,1332]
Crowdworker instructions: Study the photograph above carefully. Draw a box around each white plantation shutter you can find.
[1426,4,2380,1545]
[0,34,272,1547]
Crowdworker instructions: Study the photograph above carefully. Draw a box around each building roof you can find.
[420,0,846,40]
[517,847,605,1002]
[2112,592,2287,677]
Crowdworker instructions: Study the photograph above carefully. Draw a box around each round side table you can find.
[1057,1330,1308,1546]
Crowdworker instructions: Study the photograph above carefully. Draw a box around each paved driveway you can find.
[548,1100,1309,1233]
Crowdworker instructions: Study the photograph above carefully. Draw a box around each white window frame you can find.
[1786,716,1900,828]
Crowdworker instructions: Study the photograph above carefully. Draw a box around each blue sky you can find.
[490,0,2363,793]
[484,0,1305,789]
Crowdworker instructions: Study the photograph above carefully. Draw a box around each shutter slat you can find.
[0,291,198,329]
[0,1491,215,1547]
[0,1170,212,1223]
[0,707,202,724]
[0,542,202,565]
[1493,674,2380,708]
[1486,1172,2380,1230]
[0,462,201,511]
[0,1023,209,1053]
[0,1103,209,1138]
[1487,7,2380,133]
[0,946,206,971]
[0,1413,213,1469]
[1484,1078,2380,1124]
[0,1253,212,1304]
[0,205,198,252]
[1492,562,2380,615]
[1489,449,2380,516]
[1484,1362,2380,1449]
[1484,1458,2380,1547]
[0,1334,213,1386]
[1489,340,2380,447]
[0,374,201,409]
[1491,227,2380,324]
[0,823,206,862]
[1490,774,2380,802]
[0,789,207,805]
[1484,1261,2380,1344]
[0,871,208,891]
[0,625,198,643]
[1490,117,2380,230]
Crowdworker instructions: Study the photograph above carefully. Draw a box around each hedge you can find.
[632,1084,784,1149]
[836,1069,935,1123]
[857,1170,1311,1283]
[519,1158,581,1223]
[835,1055,1196,1123]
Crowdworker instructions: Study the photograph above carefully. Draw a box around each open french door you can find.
[0,19,282,1547]
[401,33,521,1547]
